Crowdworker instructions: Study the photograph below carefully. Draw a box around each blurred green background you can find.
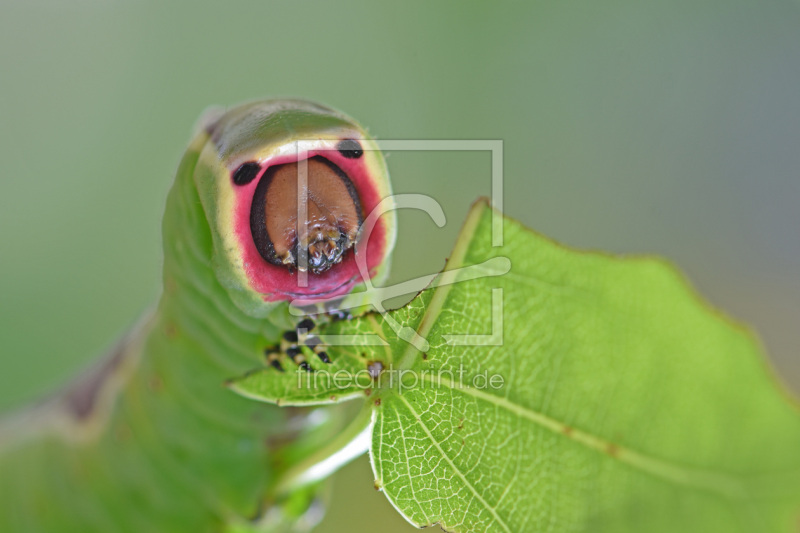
[1,1,798,531]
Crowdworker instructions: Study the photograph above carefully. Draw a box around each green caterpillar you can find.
[0,99,397,532]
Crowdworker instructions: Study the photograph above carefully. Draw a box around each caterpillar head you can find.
[190,99,396,316]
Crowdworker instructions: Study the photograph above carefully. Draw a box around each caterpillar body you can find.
[0,99,396,532]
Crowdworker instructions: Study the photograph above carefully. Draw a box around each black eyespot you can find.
[232,162,261,186]
[337,139,363,159]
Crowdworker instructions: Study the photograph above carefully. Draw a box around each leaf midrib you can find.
[393,202,488,372]
[415,373,749,501]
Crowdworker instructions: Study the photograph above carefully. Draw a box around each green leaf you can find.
[231,200,800,532]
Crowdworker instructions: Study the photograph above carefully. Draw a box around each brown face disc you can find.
[250,156,363,274]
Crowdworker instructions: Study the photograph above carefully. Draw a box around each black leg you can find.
[266,316,333,371]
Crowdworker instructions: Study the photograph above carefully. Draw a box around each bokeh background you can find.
[1,1,799,531]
